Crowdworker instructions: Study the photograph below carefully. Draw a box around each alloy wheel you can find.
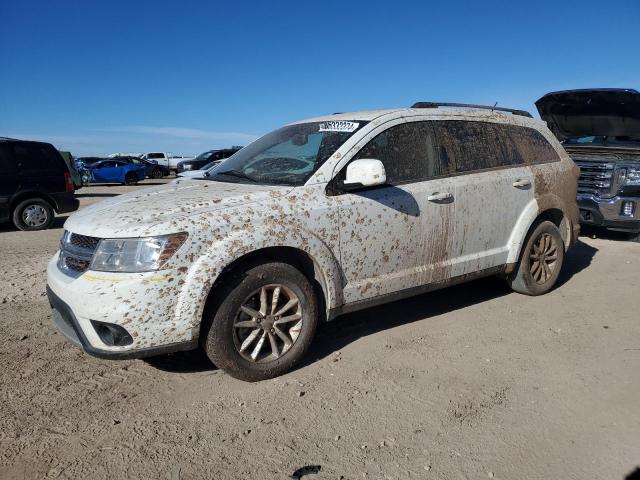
[529,232,559,284]
[233,284,303,363]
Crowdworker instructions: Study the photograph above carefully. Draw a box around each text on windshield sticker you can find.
[318,121,359,133]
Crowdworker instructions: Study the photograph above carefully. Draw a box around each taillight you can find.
[64,172,74,192]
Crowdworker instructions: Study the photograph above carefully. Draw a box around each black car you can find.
[536,88,640,241]
[176,147,242,174]
[113,156,170,179]
[0,138,79,231]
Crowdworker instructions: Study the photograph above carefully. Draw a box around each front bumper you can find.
[577,194,640,233]
[46,254,199,359]
[47,286,196,359]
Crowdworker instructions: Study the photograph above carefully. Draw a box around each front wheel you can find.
[151,168,163,179]
[203,261,318,381]
[507,220,565,296]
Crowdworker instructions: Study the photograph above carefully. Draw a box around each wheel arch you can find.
[10,191,57,213]
[185,237,344,343]
[506,196,573,266]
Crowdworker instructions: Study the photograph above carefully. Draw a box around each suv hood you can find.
[535,89,640,140]
[64,179,293,238]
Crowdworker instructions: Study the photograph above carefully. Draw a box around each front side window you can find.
[205,121,367,186]
[352,121,446,184]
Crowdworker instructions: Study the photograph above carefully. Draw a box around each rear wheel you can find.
[203,261,318,381]
[12,198,55,231]
[628,231,640,243]
[124,173,138,186]
[507,220,565,296]
[151,168,163,179]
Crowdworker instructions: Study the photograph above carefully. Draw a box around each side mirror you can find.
[342,159,386,190]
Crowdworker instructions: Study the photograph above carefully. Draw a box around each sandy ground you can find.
[1,180,639,480]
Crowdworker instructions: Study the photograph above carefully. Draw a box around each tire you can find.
[12,198,55,231]
[151,168,163,179]
[507,220,565,296]
[124,173,138,186]
[203,261,318,381]
[628,232,640,243]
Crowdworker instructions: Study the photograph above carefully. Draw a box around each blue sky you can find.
[1,0,638,156]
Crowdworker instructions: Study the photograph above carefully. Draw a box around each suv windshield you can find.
[196,150,216,161]
[203,121,367,186]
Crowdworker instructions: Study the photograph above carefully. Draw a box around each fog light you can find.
[621,201,635,216]
[91,320,133,346]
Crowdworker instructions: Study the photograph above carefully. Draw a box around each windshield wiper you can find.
[215,169,257,182]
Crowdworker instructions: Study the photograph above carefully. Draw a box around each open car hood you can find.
[535,89,640,140]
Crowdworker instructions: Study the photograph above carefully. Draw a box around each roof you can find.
[0,136,54,145]
[292,107,546,129]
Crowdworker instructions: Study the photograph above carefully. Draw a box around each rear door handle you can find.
[427,192,453,202]
[513,179,531,188]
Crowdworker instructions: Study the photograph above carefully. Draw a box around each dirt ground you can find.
[1,180,639,480]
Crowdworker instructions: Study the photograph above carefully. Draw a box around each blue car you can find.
[112,156,171,179]
[78,159,146,186]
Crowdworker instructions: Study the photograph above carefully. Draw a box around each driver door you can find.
[334,120,457,304]
[93,161,120,182]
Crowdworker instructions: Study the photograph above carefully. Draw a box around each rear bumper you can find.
[0,199,9,223]
[578,194,640,232]
[50,192,80,214]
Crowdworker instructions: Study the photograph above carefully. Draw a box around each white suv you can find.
[47,103,580,381]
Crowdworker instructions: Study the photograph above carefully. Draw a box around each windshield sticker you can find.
[318,121,359,133]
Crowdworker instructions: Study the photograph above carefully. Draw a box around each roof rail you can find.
[411,102,533,118]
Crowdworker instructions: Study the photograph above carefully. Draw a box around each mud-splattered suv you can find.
[47,103,580,380]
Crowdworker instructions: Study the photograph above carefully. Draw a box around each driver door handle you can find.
[427,192,454,202]
[513,179,531,188]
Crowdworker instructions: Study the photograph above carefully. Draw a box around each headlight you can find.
[623,167,640,185]
[183,164,193,170]
[91,233,188,273]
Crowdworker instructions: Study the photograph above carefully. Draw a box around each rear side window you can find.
[432,121,507,173]
[147,153,164,159]
[433,121,559,173]
[13,143,66,172]
[0,144,16,172]
[503,125,560,164]
[353,121,450,184]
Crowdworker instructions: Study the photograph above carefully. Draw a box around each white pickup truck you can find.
[141,152,193,171]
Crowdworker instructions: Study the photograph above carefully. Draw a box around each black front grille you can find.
[69,233,100,250]
[60,254,92,273]
[58,230,101,277]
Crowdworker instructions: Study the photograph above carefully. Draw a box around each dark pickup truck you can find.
[536,89,640,241]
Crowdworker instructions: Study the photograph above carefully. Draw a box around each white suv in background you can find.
[47,102,579,381]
